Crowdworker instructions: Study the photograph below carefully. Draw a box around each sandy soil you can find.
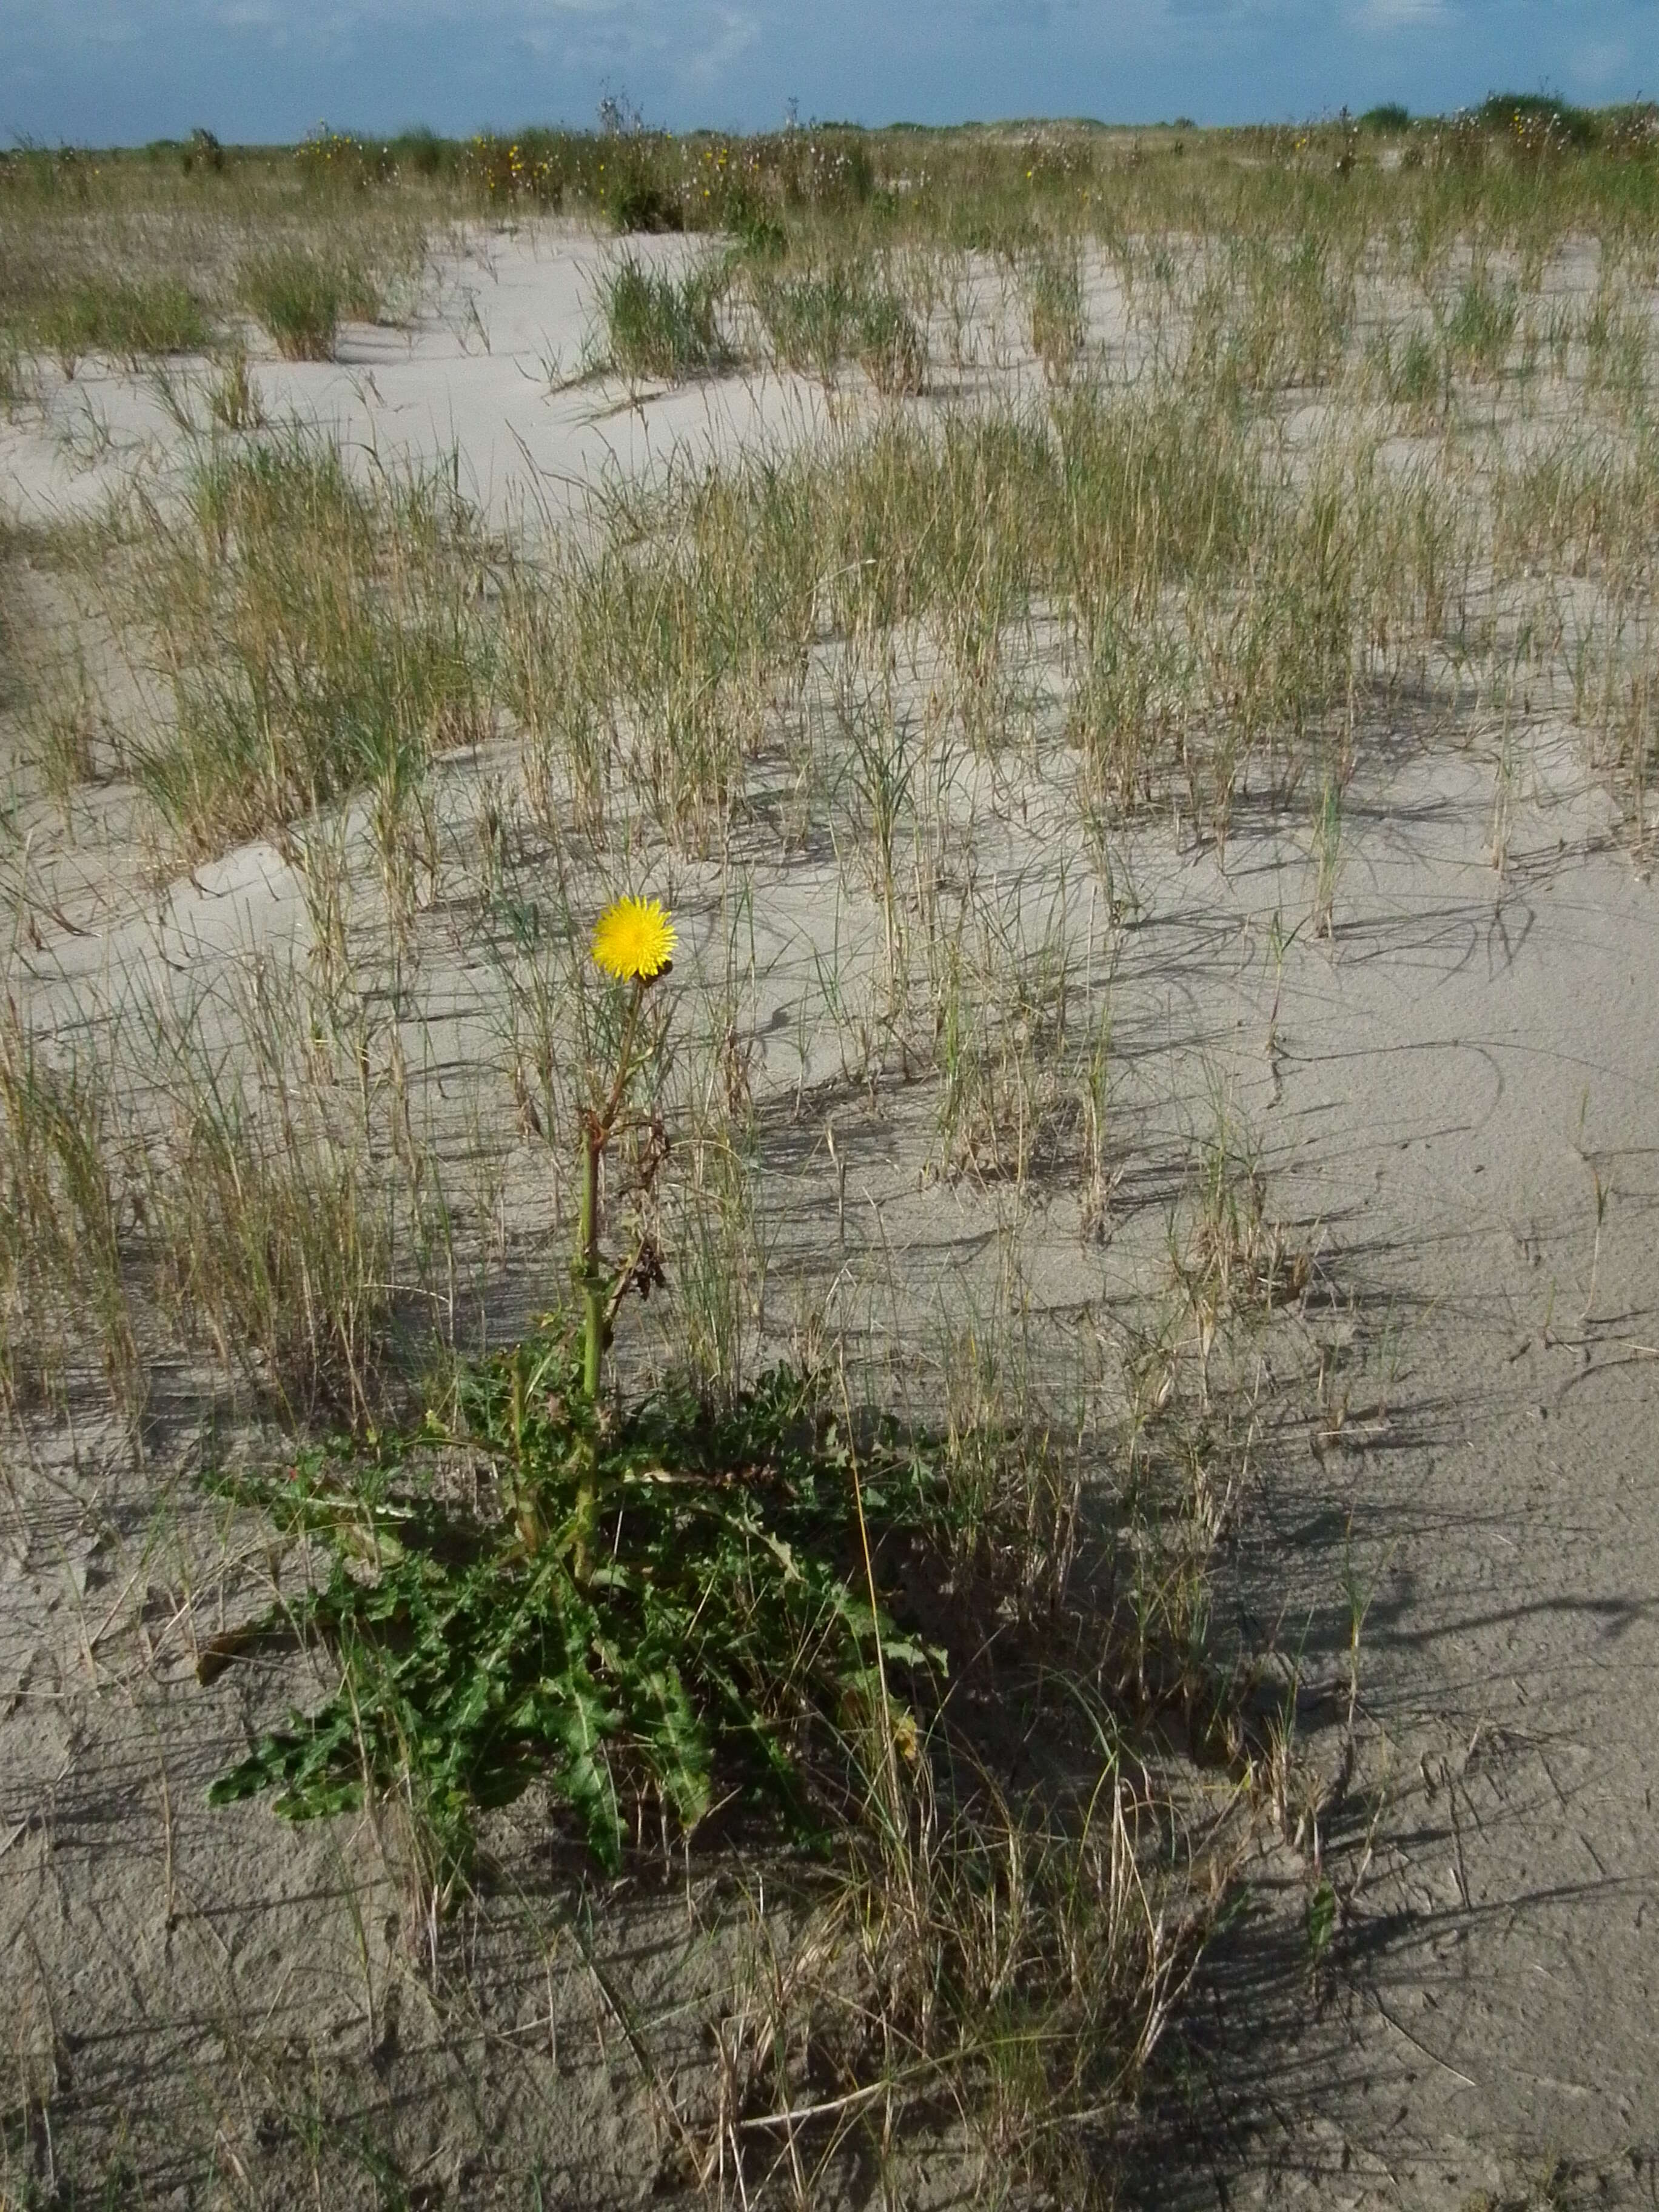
[0,225,838,534]
[1,223,1655,2208]
[1134,741,1659,2208]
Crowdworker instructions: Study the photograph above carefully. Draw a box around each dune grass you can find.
[237,243,381,360]
[596,252,726,381]
[126,431,494,859]
[0,142,425,379]
[37,274,208,372]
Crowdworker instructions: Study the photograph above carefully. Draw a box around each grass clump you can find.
[131,431,492,856]
[752,266,861,381]
[152,1088,393,1424]
[204,1332,945,1885]
[206,342,263,429]
[750,265,925,392]
[853,286,927,395]
[1444,270,1520,380]
[1492,429,1659,582]
[1025,244,1087,381]
[37,275,207,370]
[0,1012,136,1411]
[0,975,401,1424]
[238,245,379,360]
[597,253,724,381]
[0,332,26,415]
[1372,324,1446,411]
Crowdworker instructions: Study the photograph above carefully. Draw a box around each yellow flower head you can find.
[591,897,676,983]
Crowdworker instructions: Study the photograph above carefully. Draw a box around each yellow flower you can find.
[591,897,677,982]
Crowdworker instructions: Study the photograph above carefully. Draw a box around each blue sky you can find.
[2,0,1654,148]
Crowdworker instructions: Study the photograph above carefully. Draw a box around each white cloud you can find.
[505,0,759,95]
[1351,0,1449,27]
[1567,37,1629,91]
[682,7,760,88]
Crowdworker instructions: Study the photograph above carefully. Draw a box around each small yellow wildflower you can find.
[591,897,676,982]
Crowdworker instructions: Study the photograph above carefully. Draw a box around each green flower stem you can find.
[577,976,646,1402]
[574,975,649,1579]
[579,1115,605,1402]
[600,976,646,1133]
[575,1116,603,1580]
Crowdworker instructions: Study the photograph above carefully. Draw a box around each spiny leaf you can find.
[199,1332,951,1885]
[631,1662,712,1828]
[550,1678,624,1868]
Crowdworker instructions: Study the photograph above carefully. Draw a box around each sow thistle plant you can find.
[200,897,946,1891]
[580,894,677,1405]
[572,895,675,1573]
